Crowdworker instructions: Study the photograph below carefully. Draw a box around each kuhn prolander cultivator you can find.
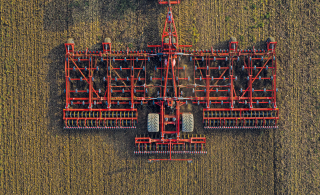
[63,0,279,162]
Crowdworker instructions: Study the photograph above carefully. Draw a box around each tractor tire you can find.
[182,113,194,132]
[147,113,159,132]
[104,37,111,43]
[229,36,237,42]
[164,38,169,44]
[67,38,74,44]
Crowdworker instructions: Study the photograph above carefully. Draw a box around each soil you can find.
[0,0,319,194]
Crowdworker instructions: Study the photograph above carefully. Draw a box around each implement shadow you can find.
[99,0,164,50]
[47,44,66,136]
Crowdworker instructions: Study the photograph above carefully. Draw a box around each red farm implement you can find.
[63,1,279,162]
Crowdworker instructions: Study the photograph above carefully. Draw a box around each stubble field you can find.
[0,0,319,194]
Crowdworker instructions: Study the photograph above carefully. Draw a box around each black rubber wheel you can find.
[182,113,194,132]
[147,113,159,132]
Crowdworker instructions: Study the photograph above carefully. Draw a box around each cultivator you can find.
[189,38,279,129]
[63,0,279,162]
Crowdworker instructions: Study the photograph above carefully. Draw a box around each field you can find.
[0,0,319,194]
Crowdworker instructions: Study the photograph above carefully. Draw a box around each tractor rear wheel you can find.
[147,113,159,132]
[182,113,194,132]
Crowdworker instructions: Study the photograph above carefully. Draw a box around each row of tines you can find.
[73,50,154,54]
[65,119,137,127]
[72,49,267,54]
[65,111,137,118]
[204,111,277,118]
[134,151,207,154]
[136,143,205,151]
[204,119,276,127]
[136,134,205,139]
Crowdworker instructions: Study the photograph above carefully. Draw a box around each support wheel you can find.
[147,113,159,132]
[229,37,237,50]
[182,113,194,132]
[229,36,237,42]
[67,38,74,44]
[266,37,275,43]
[266,37,276,50]
[172,37,176,43]
[104,37,111,43]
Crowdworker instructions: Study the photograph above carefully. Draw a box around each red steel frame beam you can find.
[158,0,181,5]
